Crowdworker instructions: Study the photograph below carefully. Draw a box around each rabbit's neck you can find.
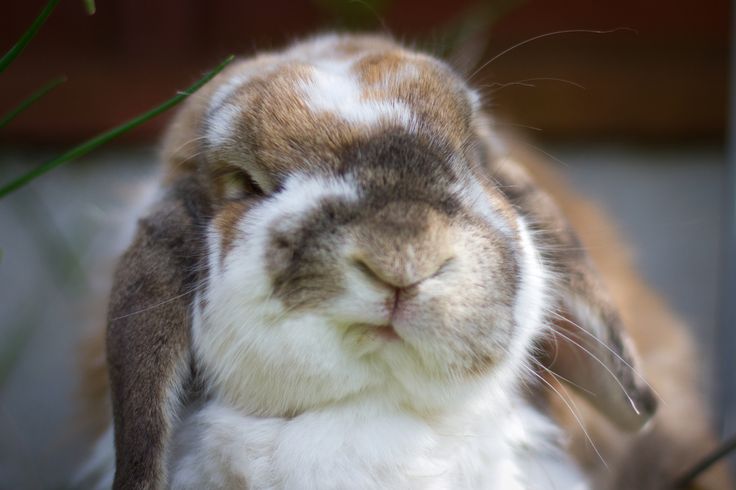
[166,390,588,489]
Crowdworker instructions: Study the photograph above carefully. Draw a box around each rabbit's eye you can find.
[221,169,265,200]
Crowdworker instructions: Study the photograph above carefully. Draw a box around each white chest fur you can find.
[168,394,588,490]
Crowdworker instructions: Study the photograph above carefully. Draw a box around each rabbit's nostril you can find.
[432,257,455,278]
[351,253,454,290]
[352,257,396,288]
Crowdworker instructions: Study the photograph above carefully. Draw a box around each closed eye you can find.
[221,168,265,200]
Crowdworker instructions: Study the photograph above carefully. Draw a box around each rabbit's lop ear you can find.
[106,177,209,489]
[543,263,658,432]
[488,156,657,431]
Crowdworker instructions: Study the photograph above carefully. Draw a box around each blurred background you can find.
[0,0,733,488]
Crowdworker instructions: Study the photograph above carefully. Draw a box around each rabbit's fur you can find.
[77,34,730,489]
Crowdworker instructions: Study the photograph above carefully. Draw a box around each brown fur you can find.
[105,176,210,489]
[214,200,252,261]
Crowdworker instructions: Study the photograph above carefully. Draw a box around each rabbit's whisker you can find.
[547,328,641,415]
[468,28,637,82]
[532,357,596,397]
[523,364,609,469]
[546,309,664,404]
[485,77,586,95]
[110,282,203,321]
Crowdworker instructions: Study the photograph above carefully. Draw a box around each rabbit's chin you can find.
[193,302,508,417]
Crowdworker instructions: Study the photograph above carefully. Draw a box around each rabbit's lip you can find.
[348,322,401,342]
[373,324,400,341]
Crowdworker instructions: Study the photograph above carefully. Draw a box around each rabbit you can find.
[76,33,731,489]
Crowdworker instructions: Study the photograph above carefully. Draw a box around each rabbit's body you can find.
[78,34,729,489]
[168,392,584,489]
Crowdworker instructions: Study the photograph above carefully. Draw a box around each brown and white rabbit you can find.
[77,33,731,489]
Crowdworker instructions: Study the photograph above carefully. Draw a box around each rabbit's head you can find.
[106,34,656,488]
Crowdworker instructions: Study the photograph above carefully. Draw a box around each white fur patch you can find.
[204,101,273,192]
[260,172,360,220]
[300,61,415,129]
[205,102,241,148]
[168,391,587,489]
[208,73,251,117]
[508,216,552,368]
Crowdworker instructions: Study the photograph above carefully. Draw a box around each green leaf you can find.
[0,55,234,199]
[83,0,96,15]
[0,0,61,74]
[0,76,67,130]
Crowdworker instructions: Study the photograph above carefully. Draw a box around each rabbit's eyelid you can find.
[222,172,264,200]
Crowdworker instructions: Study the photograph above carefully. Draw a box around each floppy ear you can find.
[542,260,658,431]
[488,155,657,431]
[106,176,209,489]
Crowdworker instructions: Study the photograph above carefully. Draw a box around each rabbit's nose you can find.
[351,200,455,289]
[351,252,452,290]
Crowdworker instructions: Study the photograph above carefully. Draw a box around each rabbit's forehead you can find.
[204,37,478,181]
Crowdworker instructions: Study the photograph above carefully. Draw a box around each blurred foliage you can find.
[426,0,521,59]
[84,0,96,15]
[0,55,233,198]
[312,0,523,64]
[0,76,66,130]
[0,0,230,199]
[0,0,60,74]
[0,1,231,398]
[313,0,391,30]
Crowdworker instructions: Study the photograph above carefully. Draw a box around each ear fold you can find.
[488,155,657,431]
[542,263,658,431]
[106,177,209,489]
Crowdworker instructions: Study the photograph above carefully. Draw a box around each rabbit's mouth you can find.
[373,324,400,341]
[344,322,402,347]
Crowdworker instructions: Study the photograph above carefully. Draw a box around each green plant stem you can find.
[0,76,67,130]
[0,0,61,74]
[0,55,233,199]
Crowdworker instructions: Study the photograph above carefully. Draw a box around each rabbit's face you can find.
[106,36,657,487]
[193,36,551,416]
